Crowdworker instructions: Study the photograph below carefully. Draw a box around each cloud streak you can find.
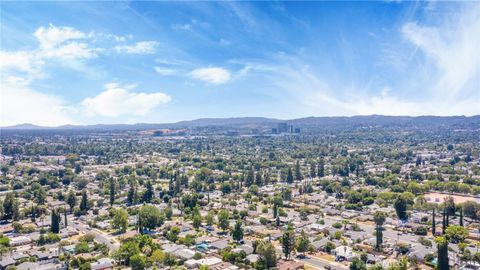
[114,41,159,54]
[189,67,231,85]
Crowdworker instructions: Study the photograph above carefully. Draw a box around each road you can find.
[298,256,349,270]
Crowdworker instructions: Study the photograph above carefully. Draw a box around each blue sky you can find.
[1,1,479,126]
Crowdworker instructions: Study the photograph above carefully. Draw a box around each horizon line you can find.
[2,114,479,129]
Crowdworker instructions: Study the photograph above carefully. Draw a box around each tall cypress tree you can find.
[50,209,60,233]
[240,173,244,189]
[231,220,244,242]
[143,180,153,203]
[286,167,294,184]
[264,172,270,185]
[137,213,143,234]
[374,211,386,252]
[174,171,181,195]
[442,208,447,234]
[294,160,303,181]
[127,183,136,205]
[436,236,449,270]
[432,208,436,236]
[281,227,296,260]
[109,177,116,206]
[246,167,254,187]
[318,158,325,177]
[255,171,263,186]
[310,163,316,178]
[80,190,88,213]
[459,207,464,227]
[31,203,36,222]
[64,207,68,227]
[66,190,76,213]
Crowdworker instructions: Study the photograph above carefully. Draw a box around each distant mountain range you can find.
[2,115,480,131]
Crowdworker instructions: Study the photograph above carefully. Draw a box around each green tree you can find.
[295,160,303,181]
[142,181,154,203]
[257,241,277,269]
[374,211,386,252]
[272,195,283,218]
[33,184,47,205]
[350,257,366,270]
[206,211,214,226]
[445,225,468,243]
[75,241,90,254]
[218,210,230,231]
[459,206,464,227]
[31,203,36,222]
[318,158,325,177]
[221,182,232,195]
[112,208,128,233]
[296,230,310,255]
[443,196,456,227]
[0,165,8,177]
[246,167,254,187]
[264,172,270,186]
[174,172,181,195]
[50,208,60,233]
[113,240,141,265]
[282,188,292,201]
[394,196,408,221]
[109,177,116,206]
[79,189,89,213]
[255,172,263,186]
[138,205,164,232]
[66,190,76,213]
[231,220,244,242]
[127,183,137,205]
[130,254,146,270]
[3,192,19,220]
[281,227,296,260]
[193,214,202,229]
[286,167,294,184]
[436,236,449,270]
[165,207,173,220]
[442,208,447,234]
[310,163,316,178]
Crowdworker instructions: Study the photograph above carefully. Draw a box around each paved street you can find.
[299,256,349,270]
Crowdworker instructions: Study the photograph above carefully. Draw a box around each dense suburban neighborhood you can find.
[0,116,479,270]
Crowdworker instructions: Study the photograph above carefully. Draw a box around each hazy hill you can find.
[2,115,479,131]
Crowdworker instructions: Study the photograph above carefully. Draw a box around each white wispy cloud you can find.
[189,67,231,84]
[35,24,98,61]
[234,3,480,117]
[402,4,480,98]
[154,67,176,76]
[1,24,98,84]
[0,24,167,125]
[81,83,171,118]
[34,25,87,49]
[0,51,35,73]
[171,23,193,31]
[1,24,160,84]
[114,41,158,54]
